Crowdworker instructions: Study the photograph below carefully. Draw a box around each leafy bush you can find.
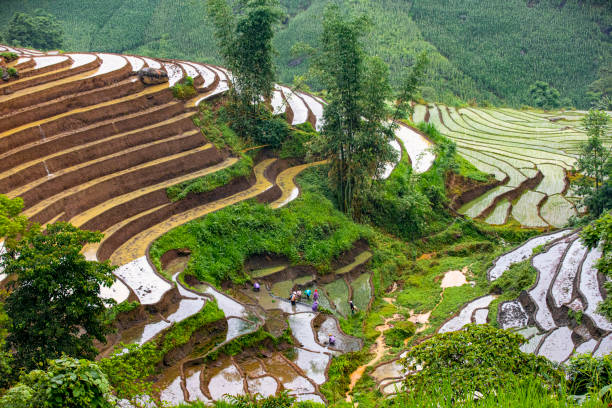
[254,115,291,147]
[279,122,317,160]
[403,324,563,398]
[7,67,18,77]
[385,320,415,347]
[193,104,244,154]
[0,52,18,62]
[490,259,537,298]
[0,358,114,408]
[171,76,197,99]
[567,353,612,395]
[6,10,63,50]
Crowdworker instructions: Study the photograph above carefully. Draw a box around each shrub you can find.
[567,354,612,395]
[490,259,537,297]
[402,324,563,398]
[0,358,114,408]
[171,76,197,99]
[385,320,415,347]
[0,52,18,62]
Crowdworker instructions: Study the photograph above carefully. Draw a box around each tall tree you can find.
[6,10,63,51]
[581,213,612,319]
[574,109,612,217]
[310,5,428,215]
[3,221,116,371]
[207,0,282,138]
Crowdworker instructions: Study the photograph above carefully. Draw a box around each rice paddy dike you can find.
[0,44,610,406]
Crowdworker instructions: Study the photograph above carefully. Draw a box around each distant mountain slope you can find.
[1,0,609,108]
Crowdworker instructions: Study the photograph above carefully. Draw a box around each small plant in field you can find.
[171,76,197,99]
[568,309,584,325]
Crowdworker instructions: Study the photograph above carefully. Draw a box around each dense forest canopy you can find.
[0,0,609,108]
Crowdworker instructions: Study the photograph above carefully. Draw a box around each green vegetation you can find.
[150,194,370,285]
[573,110,612,218]
[207,0,282,140]
[5,9,63,50]
[582,213,612,319]
[99,301,224,401]
[2,221,116,371]
[171,76,197,100]
[319,349,368,404]
[403,324,563,398]
[166,155,253,201]
[0,52,18,62]
[0,358,113,408]
[2,1,607,107]
[529,81,562,110]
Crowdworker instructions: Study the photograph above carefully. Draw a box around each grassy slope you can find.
[1,0,608,107]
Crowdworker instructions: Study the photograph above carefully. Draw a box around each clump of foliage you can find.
[150,194,368,285]
[528,81,561,109]
[573,109,611,218]
[320,349,368,404]
[402,324,563,399]
[2,220,116,371]
[207,0,283,141]
[490,259,537,298]
[6,10,63,50]
[567,354,612,396]
[193,103,244,153]
[166,155,253,201]
[304,5,403,215]
[279,121,318,160]
[0,358,114,408]
[581,213,612,319]
[385,320,415,348]
[171,76,197,99]
[0,52,18,62]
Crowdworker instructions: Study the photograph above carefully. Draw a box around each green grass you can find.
[166,155,253,201]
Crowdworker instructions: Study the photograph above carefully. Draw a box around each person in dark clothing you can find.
[350,300,356,314]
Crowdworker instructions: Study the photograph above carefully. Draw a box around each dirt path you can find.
[346,267,473,401]
[345,297,400,403]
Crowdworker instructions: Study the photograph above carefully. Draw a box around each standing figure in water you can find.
[305,288,312,300]
[253,282,260,292]
[313,289,319,301]
[312,300,318,312]
[328,334,336,346]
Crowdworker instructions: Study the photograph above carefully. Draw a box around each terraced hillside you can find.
[0,45,435,405]
[371,228,611,396]
[414,103,612,228]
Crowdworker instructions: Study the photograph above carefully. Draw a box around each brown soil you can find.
[0,102,185,173]
[97,171,253,261]
[22,132,210,212]
[446,171,506,210]
[0,77,146,133]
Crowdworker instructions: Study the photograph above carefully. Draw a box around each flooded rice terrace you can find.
[115,246,373,405]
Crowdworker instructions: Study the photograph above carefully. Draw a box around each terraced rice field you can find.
[373,228,609,395]
[414,104,609,228]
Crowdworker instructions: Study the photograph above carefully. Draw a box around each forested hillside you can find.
[1,0,609,106]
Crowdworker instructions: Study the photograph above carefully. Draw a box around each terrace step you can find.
[0,53,101,96]
[0,111,196,192]
[19,136,214,223]
[0,53,134,114]
[0,77,146,133]
[75,157,238,232]
[17,55,73,78]
[103,158,276,264]
[0,101,185,176]
[0,82,173,154]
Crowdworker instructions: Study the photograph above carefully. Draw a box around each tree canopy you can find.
[528,81,561,110]
[3,222,116,371]
[5,10,63,51]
